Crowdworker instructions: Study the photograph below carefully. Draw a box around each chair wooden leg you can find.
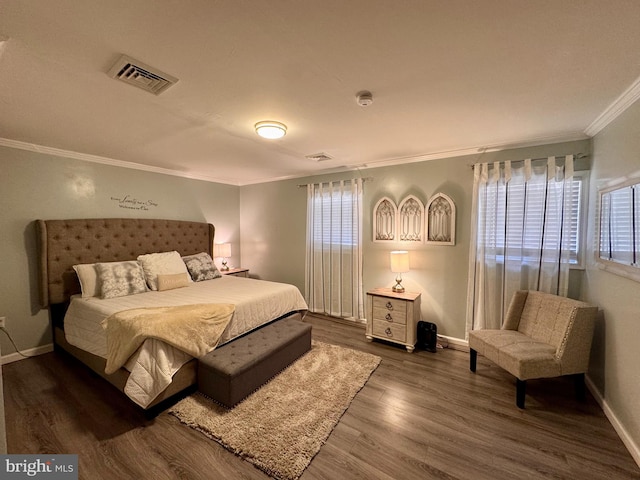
[574,373,586,402]
[470,349,477,372]
[516,379,526,409]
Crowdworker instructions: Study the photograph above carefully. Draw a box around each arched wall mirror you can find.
[426,192,456,245]
[373,197,398,243]
[398,195,425,243]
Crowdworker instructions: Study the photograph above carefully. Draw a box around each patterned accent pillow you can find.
[182,252,221,282]
[137,251,191,291]
[96,261,148,299]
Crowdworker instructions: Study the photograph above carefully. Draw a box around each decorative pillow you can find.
[73,263,100,298]
[96,261,148,299]
[137,251,191,291]
[157,273,190,291]
[182,252,221,282]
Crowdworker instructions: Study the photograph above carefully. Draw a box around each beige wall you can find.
[581,101,640,459]
[0,146,241,356]
[240,139,590,339]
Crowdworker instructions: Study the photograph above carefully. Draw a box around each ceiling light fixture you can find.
[255,121,287,139]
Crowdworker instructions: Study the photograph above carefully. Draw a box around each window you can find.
[598,175,640,281]
[467,157,583,331]
[481,172,587,268]
[305,179,365,320]
[310,185,360,247]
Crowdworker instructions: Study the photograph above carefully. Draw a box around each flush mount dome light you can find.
[255,121,287,139]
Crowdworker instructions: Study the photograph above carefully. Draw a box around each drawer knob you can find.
[386,301,393,310]
[385,313,393,322]
[385,327,392,337]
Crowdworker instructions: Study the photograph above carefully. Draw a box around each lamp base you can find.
[392,274,405,293]
[220,259,229,271]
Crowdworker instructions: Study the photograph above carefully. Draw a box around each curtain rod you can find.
[297,177,374,188]
[470,153,588,169]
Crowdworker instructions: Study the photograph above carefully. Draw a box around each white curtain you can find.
[305,179,365,321]
[465,156,574,333]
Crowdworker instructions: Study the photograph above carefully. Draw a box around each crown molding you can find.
[585,74,640,137]
[0,138,241,186]
[357,131,589,171]
[0,131,589,187]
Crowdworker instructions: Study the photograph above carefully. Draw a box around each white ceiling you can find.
[1,1,640,186]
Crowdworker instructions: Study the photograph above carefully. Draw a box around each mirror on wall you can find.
[598,175,640,281]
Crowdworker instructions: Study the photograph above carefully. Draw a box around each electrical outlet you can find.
[0,316,5,328]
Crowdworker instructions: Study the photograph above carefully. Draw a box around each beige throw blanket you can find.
[101,303,235,375]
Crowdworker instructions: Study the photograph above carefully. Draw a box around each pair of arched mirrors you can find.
[373,193,456,245]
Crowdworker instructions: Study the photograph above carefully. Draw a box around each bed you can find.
[36,218,308,412]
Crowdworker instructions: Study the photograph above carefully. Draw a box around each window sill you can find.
[595,258,640,283]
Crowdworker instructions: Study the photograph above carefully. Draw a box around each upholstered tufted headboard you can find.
[37,218,215,307]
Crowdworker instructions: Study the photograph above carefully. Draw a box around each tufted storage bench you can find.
[198,317,312,407]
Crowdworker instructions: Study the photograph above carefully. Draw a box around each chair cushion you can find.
[469,329,560,380]
[518,290,589,350]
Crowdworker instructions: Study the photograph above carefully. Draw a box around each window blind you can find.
[311,183,359,247]
[482,175,583,264]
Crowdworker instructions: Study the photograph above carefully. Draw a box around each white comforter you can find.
[63,276,308,407]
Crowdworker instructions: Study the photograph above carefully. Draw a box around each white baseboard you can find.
[585,376,640,468]
[1,343,53,365]
[437,334,469,352]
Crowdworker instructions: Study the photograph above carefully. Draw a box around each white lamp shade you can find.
[214,243,231,258]
[390,251,409,273]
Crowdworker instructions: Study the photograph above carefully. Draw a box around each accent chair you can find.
[468,290,597,408]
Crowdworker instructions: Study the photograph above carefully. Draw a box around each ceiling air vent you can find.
[305,152,333,162]
[107,54,178,95]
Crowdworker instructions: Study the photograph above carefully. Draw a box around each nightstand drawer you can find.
[372,296,407,325]
[372,321,407,342]
[372,296,407,315]
[372,306,407,325]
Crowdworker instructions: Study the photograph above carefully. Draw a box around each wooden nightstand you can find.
[221,268,249,278]
[365,288,421,352]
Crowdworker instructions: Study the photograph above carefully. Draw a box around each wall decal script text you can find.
[111,195,159,211]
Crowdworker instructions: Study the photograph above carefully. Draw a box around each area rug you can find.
[169,341,381,480]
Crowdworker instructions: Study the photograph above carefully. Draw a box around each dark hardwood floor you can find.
[4,314,640,479]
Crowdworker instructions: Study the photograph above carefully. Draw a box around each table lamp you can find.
[390,250,409,293]
[214,243,231,271]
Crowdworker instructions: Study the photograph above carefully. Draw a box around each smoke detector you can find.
[108,54,178,95]
[356,90,373,107]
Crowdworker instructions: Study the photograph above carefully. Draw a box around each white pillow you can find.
[73,263,100,298]
[137,251,191,291]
